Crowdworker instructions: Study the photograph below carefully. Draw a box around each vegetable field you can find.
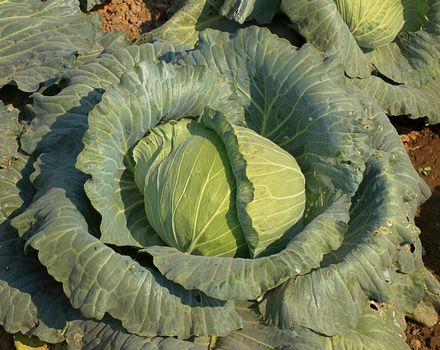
[0,0,439,349]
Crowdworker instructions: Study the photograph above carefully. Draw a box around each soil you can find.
[95,0,175,40]
[393,118,440,350]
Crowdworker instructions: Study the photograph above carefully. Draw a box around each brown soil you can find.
[394,119,440,350]
[96,0,174,40]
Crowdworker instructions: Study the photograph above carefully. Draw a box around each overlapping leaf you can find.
[21,41,186,155]
[280,0,440,123]
[135,0,239,46]
[263,108,435,336]
[178,27,374,201]
[12,134,242,339]
[219,0,280,24]
[0,0,119,92]
[0,221,69,344]
[76,63,244,248]
[0,103,30,223]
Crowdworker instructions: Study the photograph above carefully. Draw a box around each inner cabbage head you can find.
[334,0,405,48]
[133,117,306,258]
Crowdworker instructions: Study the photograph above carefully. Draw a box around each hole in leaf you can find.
[194,292,201,303]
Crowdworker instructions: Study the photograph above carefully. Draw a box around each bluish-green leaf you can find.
[143,196,349,300]
[0,0,113,92]
[0,103,33,223]
[76,63,244,249]
[220,0,280,24]
[12,136,242,338]
[21,41,186,155]
[135,0,240,46]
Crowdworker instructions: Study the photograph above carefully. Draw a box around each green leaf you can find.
[321,307,409,349]
[179,27,375,207]
[0,103,33,223]
[332,0,405,48]
[135,0,240,46]
[143,196,349,300]
[20,41,186,155]
[77,63,244,249]
[353,76,440,124]
[0,221,70,344]
[0,0,111,92]
[12,136,242,338]
[215,302,324,350]
[280,0,371,78]
[65,311,205,350]
[280,0,440,123]
[219,0,280,24]
[203,110,306,257]
[369,0,439,86]
[263,268,365,336]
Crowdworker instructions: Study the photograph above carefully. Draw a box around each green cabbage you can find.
[133,117,305,258]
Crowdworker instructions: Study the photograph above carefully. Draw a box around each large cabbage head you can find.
[133,116,305,258]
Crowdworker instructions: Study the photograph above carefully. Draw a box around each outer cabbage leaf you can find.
[320,307,409,349]
[219,0,280,24]
[263,268,365,336]
[281,0,440,123]
[215,302,408,349]
[76,63,244,248]
[0,104,67,343]
[353,76,440,122]
[263,107,434,335]
[0,221,70,344]
[66,311,205,350]
[280,0,371,78]
[0,103,33,223]
[20,43,189,249]
[12,134,242,339]
[215,301,325,350]
[21,41,187,155]
[0,220,210,347]
[135,0,240,47]
[0,0,117,92]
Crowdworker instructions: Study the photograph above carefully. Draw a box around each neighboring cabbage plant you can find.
[215,0,440,124]
[0,24,439,349]
[0,0,127,92]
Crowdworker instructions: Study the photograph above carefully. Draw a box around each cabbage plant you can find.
[199,0,440,124]
[0,3,439,349]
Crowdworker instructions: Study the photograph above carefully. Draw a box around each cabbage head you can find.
[133,117,305,258]
[1,22,439,350]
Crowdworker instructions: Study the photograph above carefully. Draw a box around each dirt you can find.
[393,118,440,350]
[95,0,174,40]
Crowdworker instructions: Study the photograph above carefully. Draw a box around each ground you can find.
[96,0,174,40]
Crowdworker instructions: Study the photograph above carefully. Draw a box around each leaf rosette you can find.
[1,25,439,349]
[217,0,440,123]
